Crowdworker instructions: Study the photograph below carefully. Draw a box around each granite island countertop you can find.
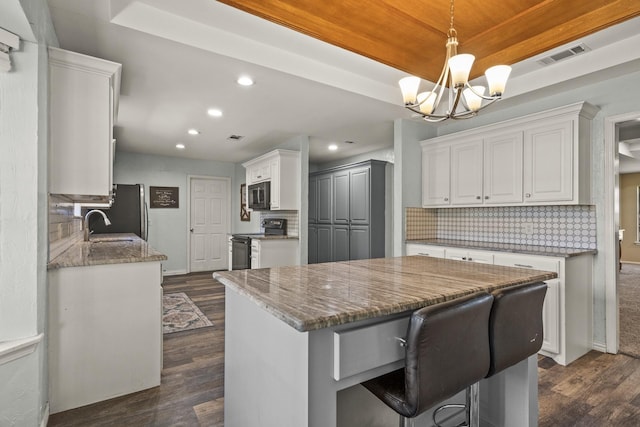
[406,238,596,257]
[213,256,556,332]
[48,233,167,270]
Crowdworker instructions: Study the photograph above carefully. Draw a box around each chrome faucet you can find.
[84,210,111,241]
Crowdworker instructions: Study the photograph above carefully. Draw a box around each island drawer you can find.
[333,316,409,381]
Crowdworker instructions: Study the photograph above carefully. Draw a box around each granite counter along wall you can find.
[405,205,597,250]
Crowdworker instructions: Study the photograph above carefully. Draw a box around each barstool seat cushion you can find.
[362,292,493,419]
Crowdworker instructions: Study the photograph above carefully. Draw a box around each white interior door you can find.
[190,177,229,272]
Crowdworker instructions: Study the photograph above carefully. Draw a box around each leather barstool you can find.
[362,292,494,427]
[486,281,547,377]
[433,281,548,426]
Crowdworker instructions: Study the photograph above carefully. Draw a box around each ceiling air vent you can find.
[226,134,244,142]
[537,43,591,66]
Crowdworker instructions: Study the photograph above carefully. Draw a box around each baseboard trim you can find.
[0,333,43,366]
[163,269,188,276]
[40,403,49,427]
[592,341,607,353]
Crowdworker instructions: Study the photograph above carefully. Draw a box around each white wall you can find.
[0,0,57,421]
[393,119,437,256]
[114,151,237,274]
[410,59,640,348]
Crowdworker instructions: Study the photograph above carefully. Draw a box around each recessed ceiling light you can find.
[188,129,200,135]
[176,143,185,149]
[237,76,254,86]
[328,144,338,151]
[207,108,222,117]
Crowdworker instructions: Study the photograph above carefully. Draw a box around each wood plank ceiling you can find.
[218,0,640,82]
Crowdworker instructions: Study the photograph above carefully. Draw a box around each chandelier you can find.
[399,0,512,122]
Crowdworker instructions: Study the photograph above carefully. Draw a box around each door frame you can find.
[604,111,640,353]
[186,175,232,273]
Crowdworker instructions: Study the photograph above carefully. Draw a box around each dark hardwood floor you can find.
[49,271,640,426]
[48,271,225,427]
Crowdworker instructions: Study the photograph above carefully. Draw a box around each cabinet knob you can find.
[525,193,531,198]
[484,196,489,200]
[476,196,481,200]
[444,197,449,202]
[190,228,194,232]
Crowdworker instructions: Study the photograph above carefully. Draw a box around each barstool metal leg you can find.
[468,382,479,427]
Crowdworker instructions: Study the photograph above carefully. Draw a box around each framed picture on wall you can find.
[150,186,179,208]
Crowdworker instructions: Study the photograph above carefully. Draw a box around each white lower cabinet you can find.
[250,239,299,269]
[48,261,163,413]
[405,243,593,365]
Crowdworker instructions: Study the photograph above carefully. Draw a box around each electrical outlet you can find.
[523,222,534,235]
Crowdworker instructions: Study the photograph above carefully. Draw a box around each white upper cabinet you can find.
[243,149,300,210]
[451,138,484,205]
[422,144,451,206]
[523,120,574,202]
[48,47,121,203]
[484,131,523,204]
[421,102,598,208]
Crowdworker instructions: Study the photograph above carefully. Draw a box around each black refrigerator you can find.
[86,184,148,240]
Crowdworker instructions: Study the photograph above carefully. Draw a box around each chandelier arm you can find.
[449,86,464,115]
[403,104,450,120]
[464,83,503,101]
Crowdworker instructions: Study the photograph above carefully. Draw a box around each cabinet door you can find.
[451,139,484,205]
[317,225,333,263]
[317,174,333,223]
[422,145,451,206]
[269,158,280,209]
[541,279,561,354]
[484,132,523,204]
[349,167,370,225]
[405,244,445,258]
[523,120,573,202]
[333,171,350,224]
[445,249,468,261]
[350,226,371,260]
[309,176,318,224]
[250,241,261,269]
[333,225,350,262]
[308,225,318,264]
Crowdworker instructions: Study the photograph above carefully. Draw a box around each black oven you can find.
[248,181,271,210]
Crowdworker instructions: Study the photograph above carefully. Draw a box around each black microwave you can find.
[248,181,271,210]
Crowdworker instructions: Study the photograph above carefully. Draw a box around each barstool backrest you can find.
[487,282,548,377]
[403,292,494,417]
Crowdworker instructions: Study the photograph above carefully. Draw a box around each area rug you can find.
[163,292,213,334]
[619,263,640,358]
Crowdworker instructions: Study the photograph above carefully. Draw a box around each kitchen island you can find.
[214,256,556,427]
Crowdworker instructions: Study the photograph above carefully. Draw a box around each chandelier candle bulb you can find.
[399,76,421,105]
[485,65,512,96]
[417,91,437,114]
[463,86,485,111]
[448,53,475,87]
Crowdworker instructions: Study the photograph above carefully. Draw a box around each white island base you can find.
[225,288,538,427]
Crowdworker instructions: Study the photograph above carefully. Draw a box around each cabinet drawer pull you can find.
[514,263,534,268]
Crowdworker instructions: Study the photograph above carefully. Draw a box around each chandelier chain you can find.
[449,0,455,31]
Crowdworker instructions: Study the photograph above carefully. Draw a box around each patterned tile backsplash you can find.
[406,205,597,249]
[260,211,299,237]
[49,195,83,260]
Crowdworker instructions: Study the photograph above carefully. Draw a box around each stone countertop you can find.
[48,233,167,270]
[227,233,298,240]
[406,238,597,257]
[213,256,556,332]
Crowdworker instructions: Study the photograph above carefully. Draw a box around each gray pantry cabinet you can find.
[309,160,386,263]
